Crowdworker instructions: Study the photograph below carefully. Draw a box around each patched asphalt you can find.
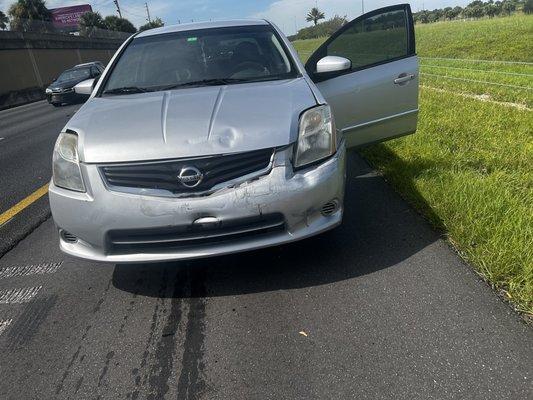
[0,102,531,399]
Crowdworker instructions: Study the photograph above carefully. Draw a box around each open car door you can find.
[305,4,418,147]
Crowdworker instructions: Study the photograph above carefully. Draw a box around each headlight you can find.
[294,105,336,169]
[45,88,52,94]
[53,132,85,192]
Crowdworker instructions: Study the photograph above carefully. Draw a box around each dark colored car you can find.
[46,62,105,107]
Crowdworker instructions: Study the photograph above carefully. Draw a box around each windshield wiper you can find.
[157,78,248,90]
[103,86,150,95]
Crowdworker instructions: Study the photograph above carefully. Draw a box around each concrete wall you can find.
[0,31,126,109]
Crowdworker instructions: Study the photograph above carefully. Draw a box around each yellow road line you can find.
[0,183,49,226]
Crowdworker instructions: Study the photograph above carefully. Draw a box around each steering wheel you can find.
[230,61,267,78]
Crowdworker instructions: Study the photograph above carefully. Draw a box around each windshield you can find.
[102,25,298,94]
[56,68,91,83]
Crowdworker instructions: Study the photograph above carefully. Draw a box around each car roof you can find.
[135,19,270,39]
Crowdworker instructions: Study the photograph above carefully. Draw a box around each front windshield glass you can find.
[102,25,298,94]
[56,68,91,82]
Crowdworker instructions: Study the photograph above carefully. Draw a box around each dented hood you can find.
[67,78,317,163]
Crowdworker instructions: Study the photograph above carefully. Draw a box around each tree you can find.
[464,1,485,18]
[501,0,516,15]
[139,17,164,31]
[306,7,325,26]
[443,7,454,20]
[524,0,533,14]
[0,11,9,30]
[427,9,440,22]
[452,6,464,18]
[78,11,105,36]
[8,0,52,32]
[484,2,499,17]
[414,10,429,23]
[103,15,136,33]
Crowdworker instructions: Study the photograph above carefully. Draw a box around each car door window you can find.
[327,10,409,70]
[306,6,414,77]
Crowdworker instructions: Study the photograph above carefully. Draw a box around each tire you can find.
[52,103,61,107]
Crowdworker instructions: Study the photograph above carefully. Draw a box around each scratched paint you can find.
[0,286,42,304]
[0,262,63,279]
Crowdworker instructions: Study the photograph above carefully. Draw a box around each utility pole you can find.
[361,0,365,14]
[144,2,151,23]
[113,0,122,18]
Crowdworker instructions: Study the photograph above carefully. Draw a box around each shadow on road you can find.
[112,152,439,298]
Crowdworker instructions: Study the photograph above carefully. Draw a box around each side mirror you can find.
[74,78,96,95]
[316,56,351,74]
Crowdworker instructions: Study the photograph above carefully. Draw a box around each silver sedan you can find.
[49,5,419,262]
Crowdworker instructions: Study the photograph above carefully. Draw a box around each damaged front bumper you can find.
[49,143,346,263]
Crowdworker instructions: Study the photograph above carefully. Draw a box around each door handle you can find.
[394,74,415,84]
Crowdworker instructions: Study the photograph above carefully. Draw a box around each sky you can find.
[1,0,471,35]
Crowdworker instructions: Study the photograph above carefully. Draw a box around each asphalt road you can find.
[0,100,81,254]
[0,101,532,399]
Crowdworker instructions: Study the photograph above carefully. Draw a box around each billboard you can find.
[50,4,93,29]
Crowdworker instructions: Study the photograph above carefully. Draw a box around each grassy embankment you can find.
[293,15,533,315]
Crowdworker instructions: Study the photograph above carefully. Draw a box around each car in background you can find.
[45,62,105,107]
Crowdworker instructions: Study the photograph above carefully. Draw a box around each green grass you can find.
[361,89,533,314]
[292,38,325,62]
[416,15,533,61]
[292,14,533,314]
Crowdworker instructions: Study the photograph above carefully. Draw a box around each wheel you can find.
[52,103,61,107]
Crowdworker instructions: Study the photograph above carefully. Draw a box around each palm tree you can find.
[0,11,9,30]
[306,7,325,26]
[8,0,52,32]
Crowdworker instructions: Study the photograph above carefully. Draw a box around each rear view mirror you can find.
[74,78,96,95]
[316,56,351,74]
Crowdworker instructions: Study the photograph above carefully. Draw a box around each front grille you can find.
[107,213,285,254]
[100,148,273,195]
